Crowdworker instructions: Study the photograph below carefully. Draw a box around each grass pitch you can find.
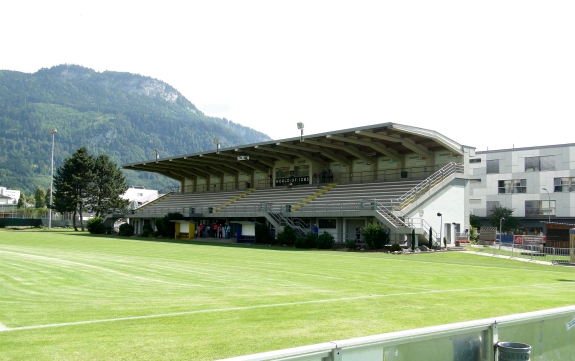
[1,229,574,360]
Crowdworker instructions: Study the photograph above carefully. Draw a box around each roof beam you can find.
[355,130,431,158]
[304,139,374,163]
[131,163,201,180]
[271,144,325,164]
[249,147,293,163]
[275,142,350,166]
[175,157,252,175]
[326,134,400,159]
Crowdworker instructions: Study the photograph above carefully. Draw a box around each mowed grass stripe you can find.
[1,280,567,333]
[1,230,575,360]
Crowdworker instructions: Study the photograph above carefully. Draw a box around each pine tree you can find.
[53,147,94,231]
[17,192,26,209]
[89,154,129,217]
[34,187,46,208]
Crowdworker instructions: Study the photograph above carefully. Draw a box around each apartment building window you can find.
[554,177,575,192]
[525,156,555,172]
[470,158,481,163]
[498,179,526,194]
[525,200,555,217]
[486,159,499,174]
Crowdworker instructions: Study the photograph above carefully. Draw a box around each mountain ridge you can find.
[0,64,271,194]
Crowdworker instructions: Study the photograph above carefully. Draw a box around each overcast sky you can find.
[2,1,574,152]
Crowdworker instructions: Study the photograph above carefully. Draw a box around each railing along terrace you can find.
[335,166,440,185]
[180,182,250,194]
[393,162,464,211]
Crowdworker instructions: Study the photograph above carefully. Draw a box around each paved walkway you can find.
[462,250,553,265]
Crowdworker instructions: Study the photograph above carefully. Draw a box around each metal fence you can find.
[473,242,573,264]
[218,305,575,361]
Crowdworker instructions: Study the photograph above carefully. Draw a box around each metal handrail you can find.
[393,162,464,212]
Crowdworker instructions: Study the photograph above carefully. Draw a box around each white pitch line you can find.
[0,322,9,331]
[0,282,564,333]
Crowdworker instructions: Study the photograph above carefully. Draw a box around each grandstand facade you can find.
[122,123,475,246]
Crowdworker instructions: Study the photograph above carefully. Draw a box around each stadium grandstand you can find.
[122,122,474,246]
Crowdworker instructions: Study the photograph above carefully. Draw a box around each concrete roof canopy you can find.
[122,122,463,183]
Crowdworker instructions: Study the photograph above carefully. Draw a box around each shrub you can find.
[155,218,166,237]
[295,231,318,249]
[141,229,152,237]
[361,224,390,249]
[119,223,134,236]
[143,222,154,234]
[87,217,105,234]
[346,240,356,249]
[469,226,478,244]
[316,231,335,249]
[390,243,401,252]
[155,213,184,238]
[164,213,184,238]
[277,225,297,245]
[255,223,271,244]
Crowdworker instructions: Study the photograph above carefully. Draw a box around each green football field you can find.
[1,229,574,360]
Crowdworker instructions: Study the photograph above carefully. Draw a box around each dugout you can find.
[233,221,257,243]
[172,220,196,240]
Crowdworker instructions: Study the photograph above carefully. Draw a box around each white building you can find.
[121,186,159,208]
[469,143,575,233]
[0,187,20,205]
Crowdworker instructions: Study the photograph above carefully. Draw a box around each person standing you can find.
[206,224,210,238]
[199,224,204,238]
[321,169,326,183]
[355,226,361,242]
[328,169,333,183]
[213,223,218,237]
[313,223,319,236]
[226,224,231,239]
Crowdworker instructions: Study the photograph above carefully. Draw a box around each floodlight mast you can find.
[297,123,304,142]
[437,212,442,249]
[48,128,57,229]
[213,137,220,154]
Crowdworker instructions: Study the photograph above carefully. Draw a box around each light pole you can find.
[213,137,220,154]
[437,212,442,249]
[48,128,57,229]
[452,222,457,247]
[542,187,551,223]
[297,122,304,142]
[500,216,507,255]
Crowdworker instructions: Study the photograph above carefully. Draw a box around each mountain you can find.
[0,64,271,194]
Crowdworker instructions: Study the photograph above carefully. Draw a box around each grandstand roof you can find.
[122,122,463,182]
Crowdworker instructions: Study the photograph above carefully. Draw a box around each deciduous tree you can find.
[488,205,521,234]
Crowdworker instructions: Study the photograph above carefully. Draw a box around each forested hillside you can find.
[0,65,270,194]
